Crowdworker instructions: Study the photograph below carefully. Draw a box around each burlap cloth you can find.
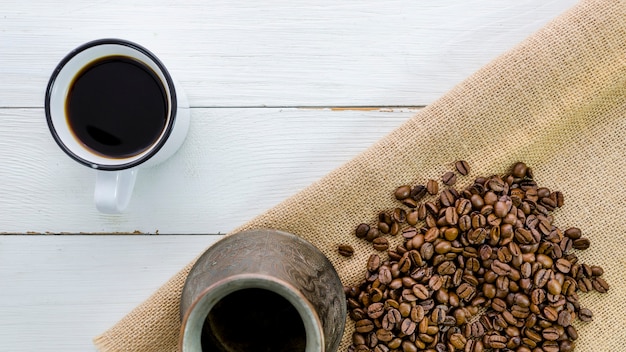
[94,0,626,350]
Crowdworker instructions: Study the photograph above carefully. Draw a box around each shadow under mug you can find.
[180,229,347,352]
[45,39,190,213]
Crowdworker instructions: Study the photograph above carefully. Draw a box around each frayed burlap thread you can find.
[94,0,626,351]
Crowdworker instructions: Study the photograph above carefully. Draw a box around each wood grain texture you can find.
[0,235,221,352]
[0,108,415,234]
[0,0,576,108]
[0,2,580,351]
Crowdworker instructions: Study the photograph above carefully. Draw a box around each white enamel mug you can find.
[45,39,190,213]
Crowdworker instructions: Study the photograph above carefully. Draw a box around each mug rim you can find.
[44,38,178,171]
[179,273,325,352]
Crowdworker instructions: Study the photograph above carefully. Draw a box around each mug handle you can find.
[94,169,137,213]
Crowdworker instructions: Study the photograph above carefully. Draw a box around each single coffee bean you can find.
[555,258,572,273]
[491,260,511,276]
[558,310,573,327]
[547,279,562,295]
[445,207,459,226]
[442,171,457,186]
[392,207,407,223]
[401,340,418,352]
[429,274,444,291]
[560,339,576,352]
[494,201,509,218]
[542,341,560,352]
[426,179,439,195]
[401,197,418,208]
[412,284,430,300]
[394,185,411,200]
[456,282,476,301]
[486,334,507,349]
[400,318,417,335]
[373,237,390,251]
[593,277,610,293]
[543,306,559,321]
[367,254,381,272]
[566,325,578,340]
[542,326,560,341]
[410,185,428,201]
[564,227,582,239]
[355,223,370,239]
[355,319,375,333]
[511,162,528,178]
[378,266,392,285]
[455,160,470,176]
[377,221,390,234]
[376,328,394,342]
[573,237,590,250]
[339,244,355,257]
[367,302,385,319]
[534,269,550,288]
[579,307,593,322]
[406,210,419,225]
[591,265,604,276]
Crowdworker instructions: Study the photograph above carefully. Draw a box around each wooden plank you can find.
[0,107,415,234]
[0,0,576,108]
[0,235,221,352]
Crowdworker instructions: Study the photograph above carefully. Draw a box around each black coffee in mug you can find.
[66,55,168,158]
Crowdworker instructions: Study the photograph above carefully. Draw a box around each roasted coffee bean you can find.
[378,266,392,285]
[455,160,470,176]
[339,244,355,257]
[547,279,562,295]
[591,265,604,276]
[373,344,389,352]
[405,210,419,226]
[401,340,418,352]
[566,325,578,340]
[536,253,553,269]
[440,189,456,207]
[564,227,582,239]
[555,258,572,273]
[442,171,457,186]
[356,223,370,239]
[376,328,394,342]
[366,228,380,242]
[410,185,428,201]
[367,302,385,319]
[491,260,511,276]
[412,284,430,300]
[402,197,418,208]
[392,207,407,224]
[558,310,573,327]
[367,254,381,272]
[543,306,559,321]
[395,185,411,200]
[593,277,610,293]
[534,268,550,288]
[401,318,417,335]
[377,221,390,234]
[573,237,590,250]
[464,339,483,352]
[560,339,576,352]
[579,307,593,322]
[511,162,528,178]
[355,319,375,333]
[427,179,439,195]
[373,237,390,251]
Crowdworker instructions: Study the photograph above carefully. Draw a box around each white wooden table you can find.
[0,1,576,351]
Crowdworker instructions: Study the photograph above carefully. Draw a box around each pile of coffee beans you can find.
[344,162,608,352]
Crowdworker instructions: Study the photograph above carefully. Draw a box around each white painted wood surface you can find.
[0,235,221,352]
[0,1,577,351]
